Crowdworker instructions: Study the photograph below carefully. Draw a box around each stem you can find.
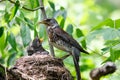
[7,0,41,11]
[39,0,55,57]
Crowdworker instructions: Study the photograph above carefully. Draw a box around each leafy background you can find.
[0,0,120,80]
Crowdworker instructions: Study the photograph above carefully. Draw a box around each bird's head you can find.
[32,37,43,48]
[39,18,58,26]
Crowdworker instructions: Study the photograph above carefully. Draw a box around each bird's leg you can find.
[60,54,71,60]
[72,47,81,80]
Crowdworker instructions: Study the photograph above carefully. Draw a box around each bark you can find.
[90,62,116,80]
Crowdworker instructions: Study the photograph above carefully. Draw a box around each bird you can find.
[39,18,89,80]
[27,37,49,56]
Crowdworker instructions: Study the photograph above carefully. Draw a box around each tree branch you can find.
[90,62,116,80]
[39,0,55,57]
[6,0,41,11]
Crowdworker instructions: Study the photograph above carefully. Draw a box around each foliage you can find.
[0,0,120,80]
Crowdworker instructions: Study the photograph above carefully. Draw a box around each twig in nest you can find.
[8,55,73,80]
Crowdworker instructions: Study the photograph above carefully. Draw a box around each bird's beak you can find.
[39,38,43,42]
[38,20,47,24]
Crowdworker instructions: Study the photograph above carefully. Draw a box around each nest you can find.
[8,54,73,80]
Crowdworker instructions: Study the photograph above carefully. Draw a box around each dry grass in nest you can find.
[8,54,73,80]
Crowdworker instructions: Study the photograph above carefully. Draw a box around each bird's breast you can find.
[47,27,72,52]
[50,40,72,52]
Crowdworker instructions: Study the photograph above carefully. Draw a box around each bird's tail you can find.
[81,49,89,54]
[72,47,81,80]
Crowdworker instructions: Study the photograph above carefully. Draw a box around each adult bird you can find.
[39,18,89,80]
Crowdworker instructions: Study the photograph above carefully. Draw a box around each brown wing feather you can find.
[54,27,88,54]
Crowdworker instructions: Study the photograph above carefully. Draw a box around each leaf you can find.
[105,39,120,46]
[27,0,39,9]
[110,48,120,61]
[24,17,34,30]
[29,0,34,9]
[101,47,110,55]
[92,18,113,30]
[53,10,61,18]
[8,33,17,51]
[60,7,67,19]
[16,11,34,30]
[87,28,120,44]
[7,52,16,66]
[81,38,87,49]
[4,12,10,22]
[76,28,84,37]
[8,0,19,22]
[104,48,120,62]
[102,28,120,40]
[48,1,55,11]
[66,24,73,35]
[0,30,6,52]
[0,27,4,37]
[20,23,31,47]
[115,19,120,29]
[60,18,65,29]
[53,7,67,19]
[34,11,39,24]
[92,19,120,31]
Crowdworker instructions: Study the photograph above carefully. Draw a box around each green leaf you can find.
[0,30,6,52]
[8,33,17,51]
[92,19,120,30]
[16,11,34,30]
[66,24,73,35]
[29,0,34,9]
[4,12,10,22]
[20,23,31,47]
[0,27,4,37]
[60,7,67,19]
[34,11,39,24]
[81,38,87,49]
[8,0,19,22]
[105,39,120,46]
[48,1,55,11]
[110,48,120,61]
[76,28,84,37]
[53,7,67,19]
[87,28,120,43]
[24,17,34,30]
[27,0,39,9]
[60,18,65,29]
[101,47,110,55]
[92,18,113,30]
[102,48,120,62]
[115,19,120,29]
[102,28,120,40]
[7,52,16,66]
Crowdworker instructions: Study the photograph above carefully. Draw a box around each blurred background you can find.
[0,0,120,80]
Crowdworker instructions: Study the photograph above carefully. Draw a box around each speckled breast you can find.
[50,39,72,53]
[47,27,72,52]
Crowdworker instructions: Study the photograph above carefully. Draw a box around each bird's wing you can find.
[54,27,88,54]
